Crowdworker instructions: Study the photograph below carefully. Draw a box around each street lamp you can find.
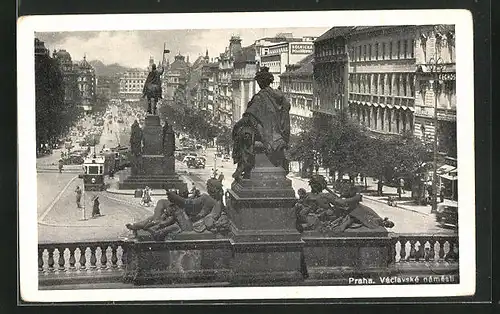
[427,57,444,213]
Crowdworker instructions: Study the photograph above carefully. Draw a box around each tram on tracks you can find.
[79,154,114,191]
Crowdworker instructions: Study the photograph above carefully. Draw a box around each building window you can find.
[375,43,379,60]
[411,39,415,58]
[373,74,378,94]
[404,40,408,59]
[410,74,415,96]
[388,74,393,95]
[402,75,407,96]
[381,75,385,95]
[389,42,393,59]
[363,45,367,61]
[368,44,372,60]
[397,41,401,59]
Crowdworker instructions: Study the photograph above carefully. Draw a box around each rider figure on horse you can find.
[142,62,164,115]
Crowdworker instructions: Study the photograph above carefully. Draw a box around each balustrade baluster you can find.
[100,246,108,270]
[399,239,407,261]
[442,241,451,261]
[79,247,87,270]
[394,240,401,263]
[68,247,76,271]
[121,246,127,269]
[38,248,44,272]
[111,245,118,269]
[409,240,416,261]
[47,249,55,272]
[424,241,431,261]
[438,240,445,260]
[414,241,421,261]
[90,246,97,269]
[57,248,66,271]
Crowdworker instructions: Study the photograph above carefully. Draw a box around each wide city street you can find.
[37,103,456,243]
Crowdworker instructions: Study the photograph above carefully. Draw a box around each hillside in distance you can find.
[88,60,137,77]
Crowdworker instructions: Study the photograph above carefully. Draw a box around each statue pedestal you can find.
[119,115,187,193]
[301,230,392,282]
[226,153,304,284]
[123,235,232,285]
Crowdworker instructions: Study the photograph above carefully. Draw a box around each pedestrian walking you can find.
[75,186,82,208]
[377,179,384,196]
[92,195,101,217]
[58,159,64,173]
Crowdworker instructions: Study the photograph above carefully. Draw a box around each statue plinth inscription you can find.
[119,115,187,193]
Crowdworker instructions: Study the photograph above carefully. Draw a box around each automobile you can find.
[435,202,458,228]
[186,157,205,169]
[182,154,197,164]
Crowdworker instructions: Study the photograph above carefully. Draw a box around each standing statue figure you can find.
[162,120,175,157]
[142,62,164,115]
[130,120,143,175]
[232,66,291,181]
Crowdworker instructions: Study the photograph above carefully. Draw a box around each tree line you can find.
[35,53,82,152]
[289,113,433,187]
[159,86,221,144]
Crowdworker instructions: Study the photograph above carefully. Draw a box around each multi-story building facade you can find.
[52,49,80,106]
[119,68,148,102]
[231,45,258,122]
[164,54,190,103]
[413,25,456,158]
[186,53,209,110]
[260,40,315,89]
[74,56,96,112]
[280,54,314,135]
[314,26,417,136]
[34,38,50,56]
[200,59,219,118]
[215,36,241,127]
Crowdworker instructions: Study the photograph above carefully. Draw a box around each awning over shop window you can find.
[439,173,458,181]
[437,164,456,174]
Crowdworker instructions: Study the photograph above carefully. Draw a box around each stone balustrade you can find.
[37,234,458,287]
[38,241,128,286]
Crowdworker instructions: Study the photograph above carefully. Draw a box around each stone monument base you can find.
[301,229,392,281]
[123,234,232,285]
[119,173,187,192]
[226,153,304,284]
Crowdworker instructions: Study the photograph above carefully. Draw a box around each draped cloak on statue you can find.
[232,86,291,172]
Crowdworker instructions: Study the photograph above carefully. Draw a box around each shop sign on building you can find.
[291,44,313,54]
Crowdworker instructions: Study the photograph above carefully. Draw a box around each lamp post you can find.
[427,57,444,213]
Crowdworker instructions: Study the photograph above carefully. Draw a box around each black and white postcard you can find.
[17,10,475,301]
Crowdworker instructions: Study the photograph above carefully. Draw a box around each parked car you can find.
[435,203,458,228]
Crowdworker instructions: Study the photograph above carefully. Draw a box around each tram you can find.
[79,154,114,191]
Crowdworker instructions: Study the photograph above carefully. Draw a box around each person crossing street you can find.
[75,186,82,208]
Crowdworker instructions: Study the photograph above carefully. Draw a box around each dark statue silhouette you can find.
[231,67,291,181]
[142,63,164,115]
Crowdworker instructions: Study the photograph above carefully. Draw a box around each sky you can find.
[36,27,329,68]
